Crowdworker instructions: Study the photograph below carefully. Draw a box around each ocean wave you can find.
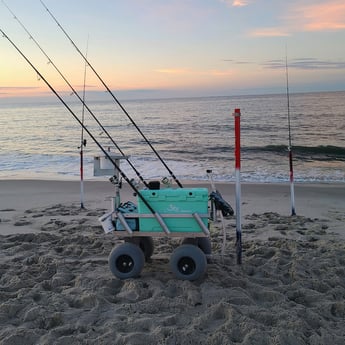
[244,145,345,160]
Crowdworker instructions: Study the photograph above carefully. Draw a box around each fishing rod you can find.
[0,28,162,216]
[40,0,183,188]
[285,52,296,216]
[2,0,149,188]
[79,35,89,209]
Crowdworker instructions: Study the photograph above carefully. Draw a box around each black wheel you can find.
[182,237,212,255]
[170,244,207,281]
[108,242,145,279]
[124,237,154,261]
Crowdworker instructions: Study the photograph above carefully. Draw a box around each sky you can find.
[1,0,345,100]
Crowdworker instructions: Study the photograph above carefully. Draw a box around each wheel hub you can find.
[116,254,134,273]
[177,257,196,275]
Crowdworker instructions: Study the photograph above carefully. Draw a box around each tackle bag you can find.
[209,190,234,217]
[116,201,139,231]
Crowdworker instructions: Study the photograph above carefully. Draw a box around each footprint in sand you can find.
[14,218,32,226]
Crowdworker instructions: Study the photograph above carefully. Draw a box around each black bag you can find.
[209,190,234,216]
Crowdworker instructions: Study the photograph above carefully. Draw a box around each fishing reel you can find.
[130,178,140,189]
[129,178,141,196]
[161,176,172,187]
[109,175,122,188]
[78,139,87,149]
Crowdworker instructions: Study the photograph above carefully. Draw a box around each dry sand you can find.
[0,180,344,345]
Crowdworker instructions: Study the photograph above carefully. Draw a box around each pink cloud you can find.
[293,1,345,31]
[232,0,249,7]
[155,68,233,77]
[154,68,189,75]
[286,0,345,31]
[248,1,345,38]
[221,0,250,7]
[249,27,290,37]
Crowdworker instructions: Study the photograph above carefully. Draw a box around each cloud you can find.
[221,0,250,7]
[249,28,290,37]
[262,58,345,70]
[0,86,40,91]
[248,0,345,38]
[223,59,251,64]
[288,0,345,32]
[0,86,44,98]
[155,68,232,77]
[0,86,41,97]
[154,68,189,75]
[73,84,96,89]
[232,0,250,7]
[223,57,345,70]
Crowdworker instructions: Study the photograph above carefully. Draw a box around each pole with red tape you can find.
[233,108,242,264]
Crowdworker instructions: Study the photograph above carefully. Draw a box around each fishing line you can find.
[285,49,296,216]
[0,28,157,214]
[39,0,183,188]
[2,0,149,188]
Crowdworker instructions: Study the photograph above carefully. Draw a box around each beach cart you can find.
[100,183,213,281]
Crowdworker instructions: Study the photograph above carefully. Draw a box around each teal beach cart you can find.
[100,186,212,281]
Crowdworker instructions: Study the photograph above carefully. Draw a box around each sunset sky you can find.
[1,0,345,100]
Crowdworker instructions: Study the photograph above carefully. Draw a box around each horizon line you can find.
[1,88,345,105]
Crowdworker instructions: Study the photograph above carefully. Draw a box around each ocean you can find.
[0,91,344,183]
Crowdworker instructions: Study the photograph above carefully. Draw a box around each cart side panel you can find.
[138,188,209,232]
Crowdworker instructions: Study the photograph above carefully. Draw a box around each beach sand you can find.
[0,180,344,344]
